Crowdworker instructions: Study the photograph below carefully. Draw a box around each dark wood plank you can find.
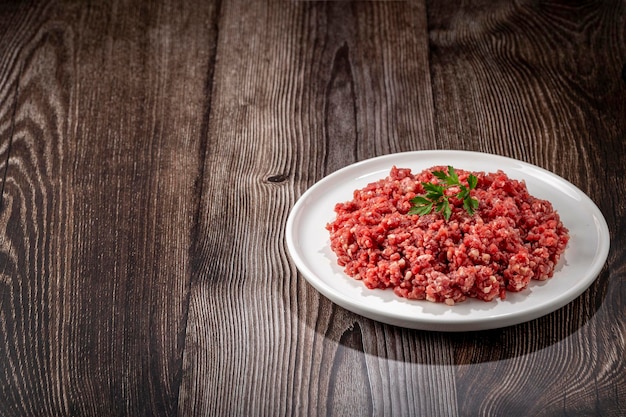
[179,1,461,416]
[0,1,218,415]
[427,0,626,415]
[0,0,623,415]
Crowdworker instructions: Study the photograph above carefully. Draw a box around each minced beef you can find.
[326,166,569,305]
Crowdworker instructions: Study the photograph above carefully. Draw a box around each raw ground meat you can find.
[326,166,570,305]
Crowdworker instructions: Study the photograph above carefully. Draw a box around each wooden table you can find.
[1,1,624,416]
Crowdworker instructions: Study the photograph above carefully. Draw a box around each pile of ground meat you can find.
[326,166,569,305]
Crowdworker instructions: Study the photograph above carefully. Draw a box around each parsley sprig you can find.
[408,166,479,221]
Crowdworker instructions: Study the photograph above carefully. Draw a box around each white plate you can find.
[285,150,610,331]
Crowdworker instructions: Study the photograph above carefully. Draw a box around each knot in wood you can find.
[267,174,288,183]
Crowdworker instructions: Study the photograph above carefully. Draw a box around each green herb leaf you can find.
[410,196,431,206]
[408,202,433,216]
[446,165,459,185]
[463,197,478,215]
[422,182,444,194]
[408,166,479,221]
[432,170,448,181]
[434,199,452,220]
[468,174,478,190]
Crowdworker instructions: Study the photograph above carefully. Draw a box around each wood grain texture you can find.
[173,2,466,415]
[0,1,217,416]
[428,0,626,415]
[179,1,458,416]
[0,0,624,416]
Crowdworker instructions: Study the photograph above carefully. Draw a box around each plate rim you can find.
[285,150,611,331]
